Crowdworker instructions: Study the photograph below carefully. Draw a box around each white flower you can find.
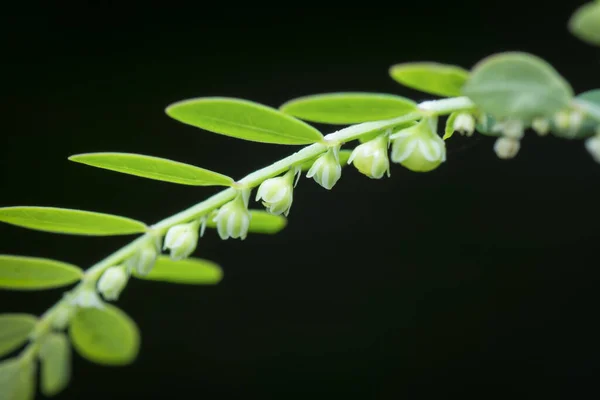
[494,137,521,159]
[553,109,585,138]
[585,133,600,163]
[72,286,104,309]
[255,168,298,216]
[531,117,550,136]
[130,238,159,276]
[390,118,446,172]
[306,146,342,189]
[213,190,251,240]
[163,220,200,261]
[453,113,475,136]
[347,134,390,179]
[97,265,129,301]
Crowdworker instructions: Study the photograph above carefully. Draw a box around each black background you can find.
[1,1,599,398]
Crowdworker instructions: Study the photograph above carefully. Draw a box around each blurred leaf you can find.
[569,1,600,46]
[133,256,222,285]
[69,304,140,366]
[551,89,600,139]
[443,112,459,140]
[69,152,234,186]
[0,314,37,357]
[462,52,573,122]
[39,332,71,397]
[0,357,36,400]
[389,62,469,97]
[280,92,417,124]
[0,206,148,236]
[166,97,323,145]
[0,255,83,291]
[205,210,287,234]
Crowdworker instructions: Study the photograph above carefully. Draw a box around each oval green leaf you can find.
[205,209,287,234]
[569,1,600,46]
[389,62,470,97]
[68,152,234,186]
[69,304,140,366]
[0,206,148,236]
[279,92,417,124]
[0,314,37,357]
[0,255,83,291]
[0,357,36,400]
[299,149,353,172]
[39,332,70,397]
[166,97,323,145]
[133,255,222,284]
[461,52,574,122]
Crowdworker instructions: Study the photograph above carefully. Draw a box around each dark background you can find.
[1,1,599,398]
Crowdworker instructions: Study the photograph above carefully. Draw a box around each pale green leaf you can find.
[69,304,140,366]
[0,206,148,236]
[461,52,573,122]
[444,112,459,140]
[389,62,470,97]
[0,314,37,357]
[39,332,71,397]
[569,1,600,46]
[0,357,36,400]
[299,150,353,172]
[166,97,323,145]
[68,152,234,186]
[133,256,222,285]
[279,92,417,124]
[0,255,83,291]
[206,210,287,234]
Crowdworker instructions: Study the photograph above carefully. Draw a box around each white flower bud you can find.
[97,265,128,301]
[453,113,475,136]
[390,118,446,172]
[213,191,251,240]
[348,134,390,179]
[306,146,342,190]
[585,134,600,163]
[72,286,104,309]
[491,119,524,139]
[553,109,585,138]
[494,137,521,159]
[255,168,297,216]
[130,239,159,276]
[163,220,200,261]
[51,303,75,330]
[531,117,550,136]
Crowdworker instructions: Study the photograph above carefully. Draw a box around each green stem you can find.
[18,97,470,357]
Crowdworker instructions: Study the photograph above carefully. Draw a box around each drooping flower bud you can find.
[129,236,160,276]
[255,168,298,216]
[213,189,252,240]
[494,136,521,159]
[347,133,390,179]
[553,108,584,138]
[585,132,600,163]
[72,285,104,309]
[531,117,550,136]
[491,119,525,139]
[306,146,342,190]
[390,117,446,172]
[452,112,475,136]
[51,302,75,330]
[163,220,200,261]
[97,265,129,301]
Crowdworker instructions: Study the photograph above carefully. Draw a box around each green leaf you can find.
[443,112,459,140]
[133,256,222,284]
[166,97,323,145]
[0,357,37,400]
[279,92,417,124]
[0,255,83,291]
[0,314,37,357]
[389,62,470,97]
[205,210,287,234]
[0,206,148,236]
[39,332,70,397]
[68,152,234,186]
[69,304,140,366]
[299,149,353,172]
[551,89,600,139]
[569,1,600,46]
[461,52,574,122]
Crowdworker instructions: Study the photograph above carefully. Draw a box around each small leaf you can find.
[0,357,36,400]
[0,255,83,291]
[444,112,459,140]
[280,92,417,124]
[389,62,470,97]
[461,52,574,122]
[69,304,140,366]
[205,210,287,234]
[69,152,234,186]
[166,97,323,145]
[0,206,148,236]
[133,256,222,285]
[569,1,600,46]
[0,314,37,357]
[39,332,71,397]
[299,150,353,172]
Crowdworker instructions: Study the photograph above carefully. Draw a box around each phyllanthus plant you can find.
[1,3,599,398]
